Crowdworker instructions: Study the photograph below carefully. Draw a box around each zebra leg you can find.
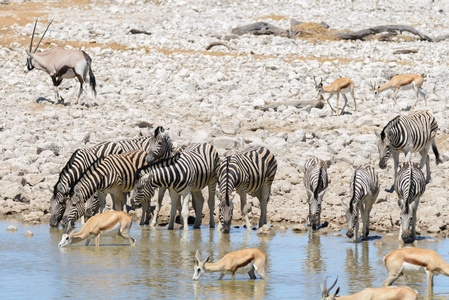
[419,148,431,183]
[192,191,205,229]
[389,151,400,192]
[238,192,251,230]
[168,189,179,230]
[207,183,216,228]
[180,189,192,231]
[98,192,107,213]
[140,199,149,226]
[255,185,270,227]
[151,187,166,227]
[412,202,419,241]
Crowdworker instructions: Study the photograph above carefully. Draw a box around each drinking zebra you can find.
[395,162,426,243]
[343,165,379,242]
[217,146,277,233]
[131,143,220,230]
[375,110,441,190]
[49,126,172,227]
[62,150,148,233]
[303,158,329,230]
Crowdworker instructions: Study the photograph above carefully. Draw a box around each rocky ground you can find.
[1,0,449,238]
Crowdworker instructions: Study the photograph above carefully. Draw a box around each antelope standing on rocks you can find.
[193,248,268,281]
[382,247,449,292]
[24,18,96,105]
[58,211,135,247]
[372,74,426,109]
[314,77,356,116]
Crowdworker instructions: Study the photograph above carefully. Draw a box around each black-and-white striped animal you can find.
[49,141,121,227]
[62,150,149,234]
[49,126,172,227]
[131,143,220,230]
[217,147,277,233]
[343,165,379,242]
[303,158,329,230]
[24,19,96,105]
[394,162,426,243]
[375,110,441,190]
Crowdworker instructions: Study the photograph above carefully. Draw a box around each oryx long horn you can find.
[33,18,54,53]
[29,18,38,53]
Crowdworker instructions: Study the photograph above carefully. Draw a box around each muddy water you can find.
[1,220,448,299]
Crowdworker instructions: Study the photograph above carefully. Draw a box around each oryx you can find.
[24,19,97,105]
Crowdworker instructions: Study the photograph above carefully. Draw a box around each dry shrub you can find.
[292,22,341,42]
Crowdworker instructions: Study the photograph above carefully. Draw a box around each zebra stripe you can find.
[376,110,441,185]
[394,162,426,243]
[303,158,328,230]
[217,146,277,233]
[62,150,148,233]
[345,165,379,241]
[132,143,219,230]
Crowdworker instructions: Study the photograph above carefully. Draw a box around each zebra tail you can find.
[314,167,323,200]
[432,140,442,164]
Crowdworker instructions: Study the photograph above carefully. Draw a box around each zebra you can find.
[343,165,379,242]
[131,143,220,230]
[62,150,148,234]
[49,126,172,227]
[49,141,121,227]
[303,158,329,230]
[217,146,277,233]
[395,162,426,243]
[374,110,441,190]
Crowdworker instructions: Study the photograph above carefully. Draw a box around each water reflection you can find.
[193,278,266,299]
[344,242,374,293]
[304,231,325,273]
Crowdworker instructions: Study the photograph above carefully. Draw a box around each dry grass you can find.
[291,22,341,42]
[256,14,288,21]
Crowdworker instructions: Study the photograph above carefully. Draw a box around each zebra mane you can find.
[135,152,181,180]
[349,169,358,212]
[405,163,415,214]
[381,115,401,141]
[53,149,81,197]
[68,155,106,196]
[314,166,323,200]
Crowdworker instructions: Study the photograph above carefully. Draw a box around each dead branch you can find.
[231,22,288,37]
[205,41,232,51]
[129,29,152,35]
[393,49,418,54]
[255,100,325,112]
[337,25,432,41]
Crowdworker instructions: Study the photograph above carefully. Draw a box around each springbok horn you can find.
[327,276,338,294]
[33,18,54,53]
[29,18,38,53]
[313,76,317,85]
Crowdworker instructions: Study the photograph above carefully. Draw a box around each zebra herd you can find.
[51,109,441,245]
[304,110,441,243]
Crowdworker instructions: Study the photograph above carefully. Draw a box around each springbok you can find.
[58,211,135,247]
[314,77,356,116]
[372,74,426,109]
[382,247,449,292]
[193,248,268,281]
[24,18,96,105]
[321,277,418,300]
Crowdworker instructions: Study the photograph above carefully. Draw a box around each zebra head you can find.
[307,190,325,230]
[130,173,155,209]
[62,190,85,232]
[374,129,391,169]
[49,183,68,227]
[145,126,173,164]
[344,201,359,240]
[218,195,235,233]
[398,198,417,243]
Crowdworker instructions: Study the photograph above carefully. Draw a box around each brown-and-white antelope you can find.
[372,74,426,109]
[303,158,328,230]
[58,211,135,247]
[343,165,379,242]
[314,77,356,116]
[24,19,96,105]
[394,162,426,243]
[193,248,268,281]
[321,277,418,300]
[382,247,449,292]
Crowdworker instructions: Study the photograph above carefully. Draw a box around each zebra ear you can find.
[57,183,65,194]
[397,198,404,209]
[374,129,381,138]
[317,190,326,200]
[48,185,54,193]
[74,186,82,198]
[341,199,349,208]
[142,173,153,183]
[215,189,222,200]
